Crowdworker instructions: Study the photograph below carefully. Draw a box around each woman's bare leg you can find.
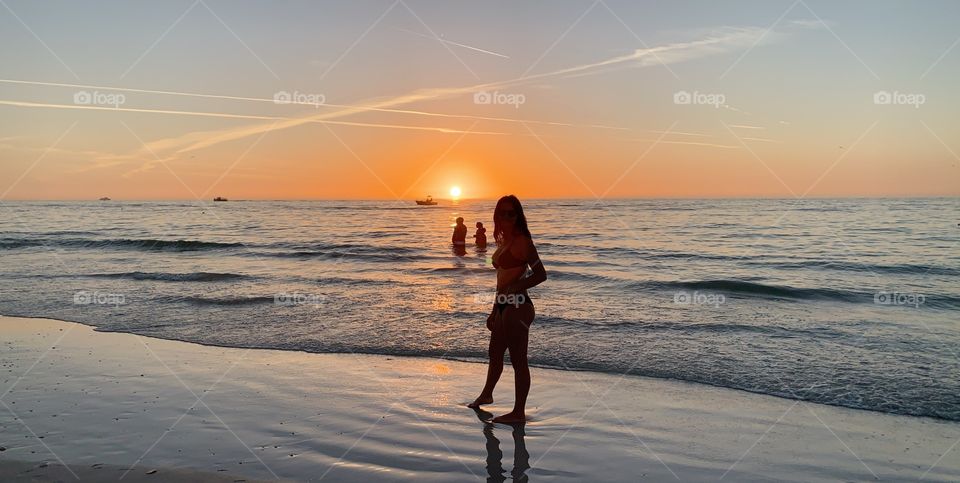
[469,314,507,408]
[493,304,534,423]
[507,339,530,416]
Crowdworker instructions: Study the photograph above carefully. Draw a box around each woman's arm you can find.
[507,238,547,293]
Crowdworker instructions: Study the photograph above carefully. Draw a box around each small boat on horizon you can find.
[416,195,437,206]
[213,196,228,202]
[98,197,111,201]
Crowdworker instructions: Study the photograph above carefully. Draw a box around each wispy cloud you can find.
[0,99,512,176]
[119,23,810,162]
[556,26,780,80]
[739,136,782,143]
[0,99,513,136]
[1,20,817,174]
[0,78,630,132]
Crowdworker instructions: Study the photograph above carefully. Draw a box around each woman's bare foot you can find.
[467,395,493,408]
[492,410,525,423]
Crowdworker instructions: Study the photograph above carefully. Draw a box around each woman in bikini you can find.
[468,195,547,423]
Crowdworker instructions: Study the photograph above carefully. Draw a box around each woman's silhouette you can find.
[468,195,547,423]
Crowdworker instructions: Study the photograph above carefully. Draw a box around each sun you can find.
[449,186,462,199]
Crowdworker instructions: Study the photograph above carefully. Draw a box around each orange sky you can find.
[1,1,958,200]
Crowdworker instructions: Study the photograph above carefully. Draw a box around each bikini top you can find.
[493,239,526,270]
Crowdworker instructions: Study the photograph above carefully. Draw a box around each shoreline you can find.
[2,315,958,481]
[4,313,955,424]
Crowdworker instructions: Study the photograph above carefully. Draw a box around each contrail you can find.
[0,78,627,132]
[396,28,510,59]
[739,137,781,143]
[1,25,794,160]
[0,99,512,136]
[619,138,739,149]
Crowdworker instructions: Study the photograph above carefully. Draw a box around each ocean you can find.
[1,198,957,420]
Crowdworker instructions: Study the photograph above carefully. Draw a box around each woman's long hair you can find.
[493,195,531,245]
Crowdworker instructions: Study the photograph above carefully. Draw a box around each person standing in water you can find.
[468,195,546,423]
[474,221,487,247]
[452,217,467,245]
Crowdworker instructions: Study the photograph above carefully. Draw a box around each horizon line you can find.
[3,195,957,202]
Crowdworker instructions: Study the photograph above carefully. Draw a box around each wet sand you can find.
[1,316,958,481]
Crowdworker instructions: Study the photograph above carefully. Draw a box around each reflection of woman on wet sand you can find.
[473,407,530,482]
[469,195,547,424]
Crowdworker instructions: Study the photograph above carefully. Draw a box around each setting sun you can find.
[449,186,462,199]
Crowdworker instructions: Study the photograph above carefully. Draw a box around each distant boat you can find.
[213,196,228,202]
[416,195,437,206]
[98,197,111,201]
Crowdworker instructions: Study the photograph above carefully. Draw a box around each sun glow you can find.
[449,186,462,199]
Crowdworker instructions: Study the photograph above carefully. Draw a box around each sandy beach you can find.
[1,315,957,482]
